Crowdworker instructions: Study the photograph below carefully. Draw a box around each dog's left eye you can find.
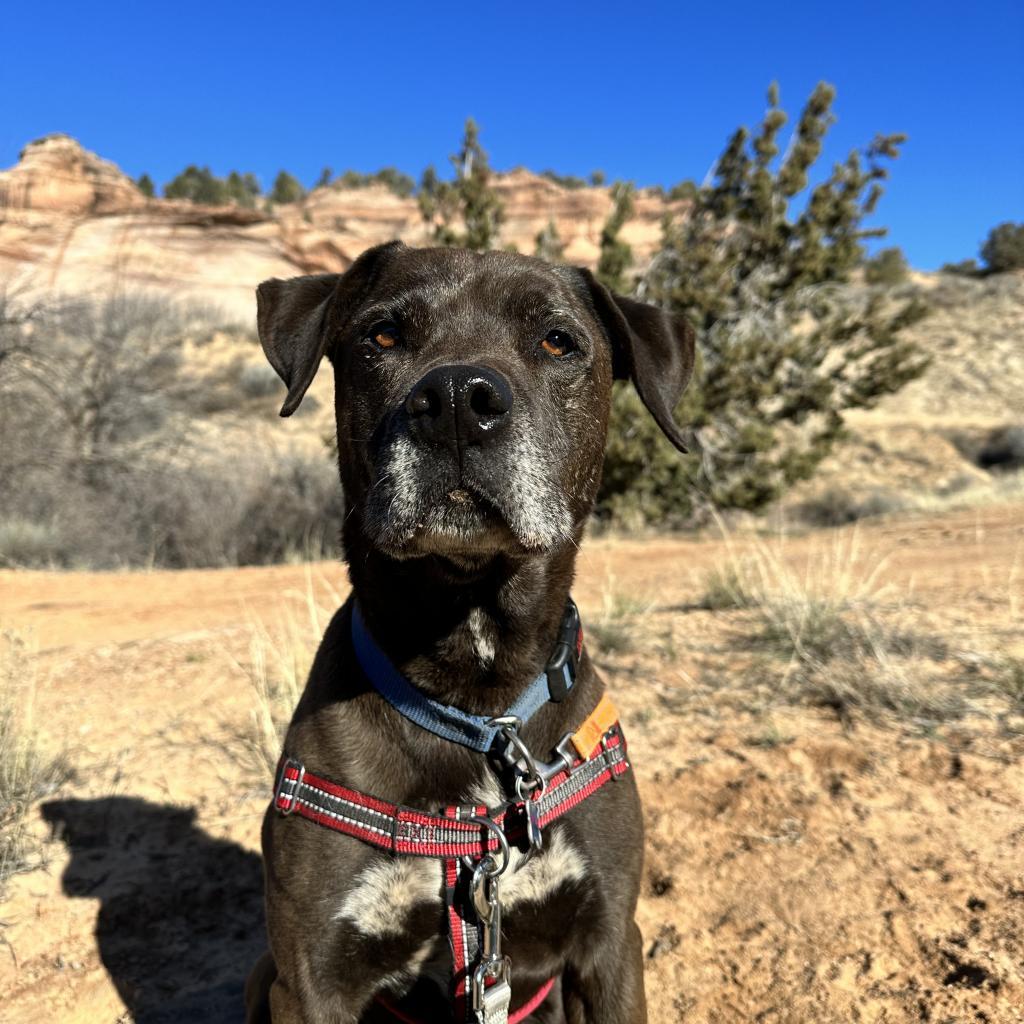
[539,330,576,358]
[366,322,400,350]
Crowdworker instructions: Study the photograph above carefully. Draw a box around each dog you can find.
[245,241,694,1024]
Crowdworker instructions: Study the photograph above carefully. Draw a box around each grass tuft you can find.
[227,576,337,784]
[1,631,72,899]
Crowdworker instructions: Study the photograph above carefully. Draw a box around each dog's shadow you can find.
[42,796,266,1024]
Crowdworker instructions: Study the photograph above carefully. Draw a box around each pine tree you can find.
[596,182,635,292]
[136,173,155,198]
[598,83,929,526]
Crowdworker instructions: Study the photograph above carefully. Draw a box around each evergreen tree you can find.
[315,167,333,189]
[596,182,635,292]
[225,171,261,208]
[419,119,504,250]
[136,173,155,198]
[270,170,305,206]
[864,246,909,285]
[980,222,1024,273]
[534,220,566,263]
[164,165,229,204]
[598,83,929,526]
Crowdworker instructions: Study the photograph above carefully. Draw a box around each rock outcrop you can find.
[0,136,680,321]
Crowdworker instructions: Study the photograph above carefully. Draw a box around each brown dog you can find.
[245,242,694,1024]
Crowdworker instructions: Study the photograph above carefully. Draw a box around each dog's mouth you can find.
[362,435,574,561]
[398,480,525,557]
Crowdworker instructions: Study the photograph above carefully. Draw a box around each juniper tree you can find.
[598,82,929,526]
[864,247,909,285]
[980,222,1024,273]
[164,165,229,204]
[596,182,635,293]
[534,220,566,262]
[270,171,305,206]
[225,171,261,208]
[418,119,504,250]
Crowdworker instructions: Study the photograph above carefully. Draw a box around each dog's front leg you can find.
[562,921,647,1024]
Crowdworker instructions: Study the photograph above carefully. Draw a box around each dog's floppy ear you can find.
[579,269,696,452]
[256,241,403,416]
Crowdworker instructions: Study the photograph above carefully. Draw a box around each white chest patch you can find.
[335,857,441,936]
[334,819,587,938]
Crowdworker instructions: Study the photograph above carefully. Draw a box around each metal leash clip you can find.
[489,716,577,861]
[470,861,513,1024]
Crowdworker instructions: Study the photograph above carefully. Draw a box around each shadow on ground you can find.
[42,797,266,1024]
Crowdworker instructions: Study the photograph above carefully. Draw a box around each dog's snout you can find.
[405,364,513,447]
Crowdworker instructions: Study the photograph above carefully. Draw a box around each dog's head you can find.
[257,243,693,567]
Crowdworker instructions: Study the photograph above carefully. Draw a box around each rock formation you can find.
[0,135,680,321]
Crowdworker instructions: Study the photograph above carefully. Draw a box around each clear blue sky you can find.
[2,0,1021,269]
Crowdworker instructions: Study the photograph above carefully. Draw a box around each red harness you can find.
[274,720,630,1022]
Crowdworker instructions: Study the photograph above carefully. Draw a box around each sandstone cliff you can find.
[0,135,677,321]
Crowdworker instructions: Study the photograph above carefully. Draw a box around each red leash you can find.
[376,977,556,1024]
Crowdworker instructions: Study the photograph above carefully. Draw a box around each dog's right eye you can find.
[366,322,400,350]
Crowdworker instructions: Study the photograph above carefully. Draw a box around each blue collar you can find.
[350,601,581,753]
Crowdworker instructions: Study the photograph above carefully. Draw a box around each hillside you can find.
[0,134,677,321]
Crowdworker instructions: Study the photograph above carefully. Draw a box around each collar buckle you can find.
[544,599,582,702]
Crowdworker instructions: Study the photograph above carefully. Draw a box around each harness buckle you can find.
[275,757,306,816]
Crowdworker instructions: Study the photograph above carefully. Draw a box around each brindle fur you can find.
[246,243,694,1024]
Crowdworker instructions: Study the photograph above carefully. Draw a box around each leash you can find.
[272,601,630,1024]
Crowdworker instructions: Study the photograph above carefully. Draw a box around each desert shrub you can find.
[238,361,283,399]
[596,182,636,293]
[598,83,928,528]
[0,519,62,568]
[534,220,566,263]
[863,247,909,285]
[940,258,981,277]
[980,222,1024,273]
[795,486,908,527]
[333,168,416,197]
[234,453,344,565]
[977,425,1024,471]
[539,170,588,190]
[1,632,72,898]
[0,289,343,568]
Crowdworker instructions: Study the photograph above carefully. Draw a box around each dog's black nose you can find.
[405,364,513,447]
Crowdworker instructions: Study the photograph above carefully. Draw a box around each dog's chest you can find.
[333,825,586,941]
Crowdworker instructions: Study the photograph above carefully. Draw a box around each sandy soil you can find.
[1,503,1023,1022]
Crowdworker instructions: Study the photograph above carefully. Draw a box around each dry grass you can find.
[586,576,653,657]
[699,526,970,725]
[0,631,71,899]
[227,574,338,784]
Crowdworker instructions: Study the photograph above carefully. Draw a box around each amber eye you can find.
[540,329,576,358]
[367,322,399,349]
